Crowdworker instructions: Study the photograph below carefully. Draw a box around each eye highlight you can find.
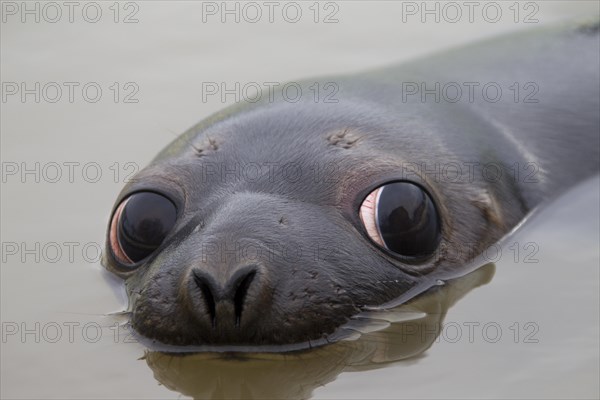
[359,182,441,258]
[109,191,177,266]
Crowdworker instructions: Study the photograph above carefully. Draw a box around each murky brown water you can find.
[2,1,599,399]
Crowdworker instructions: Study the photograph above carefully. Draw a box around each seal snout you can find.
[190,264,263,330]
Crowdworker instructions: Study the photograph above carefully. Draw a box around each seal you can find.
[102,21,599,349]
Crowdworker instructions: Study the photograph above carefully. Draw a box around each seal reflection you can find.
[143,263,494,400]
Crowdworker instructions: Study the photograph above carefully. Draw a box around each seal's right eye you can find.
[359,181,441,258]
[109,192,177,265]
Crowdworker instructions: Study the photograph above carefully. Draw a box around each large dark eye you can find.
[359,182,441,257]
[109,192,177,265]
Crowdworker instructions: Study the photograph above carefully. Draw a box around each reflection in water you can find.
[144,264,495,399]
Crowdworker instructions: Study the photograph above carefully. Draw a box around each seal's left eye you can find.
[359,182,441,258]
[109,192,177,265]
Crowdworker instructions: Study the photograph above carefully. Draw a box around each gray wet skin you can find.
[103,22,599,347]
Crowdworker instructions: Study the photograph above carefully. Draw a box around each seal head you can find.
[103,98,520,347]
[103,22,599,347]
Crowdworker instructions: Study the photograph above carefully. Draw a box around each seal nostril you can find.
[234,270,256,327]
[192,266,258,329]
[192,272,216,328]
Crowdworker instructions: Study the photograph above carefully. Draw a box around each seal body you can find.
[103,22,599,348]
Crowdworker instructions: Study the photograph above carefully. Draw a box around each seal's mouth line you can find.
[121,301,430,354]
[128,324,344,354]
[362,280,443,312]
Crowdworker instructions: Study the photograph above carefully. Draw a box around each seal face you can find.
[103,23,599,347]
[103,102,517,347]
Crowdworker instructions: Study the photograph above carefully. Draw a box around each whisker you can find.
[156,122,204,156]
